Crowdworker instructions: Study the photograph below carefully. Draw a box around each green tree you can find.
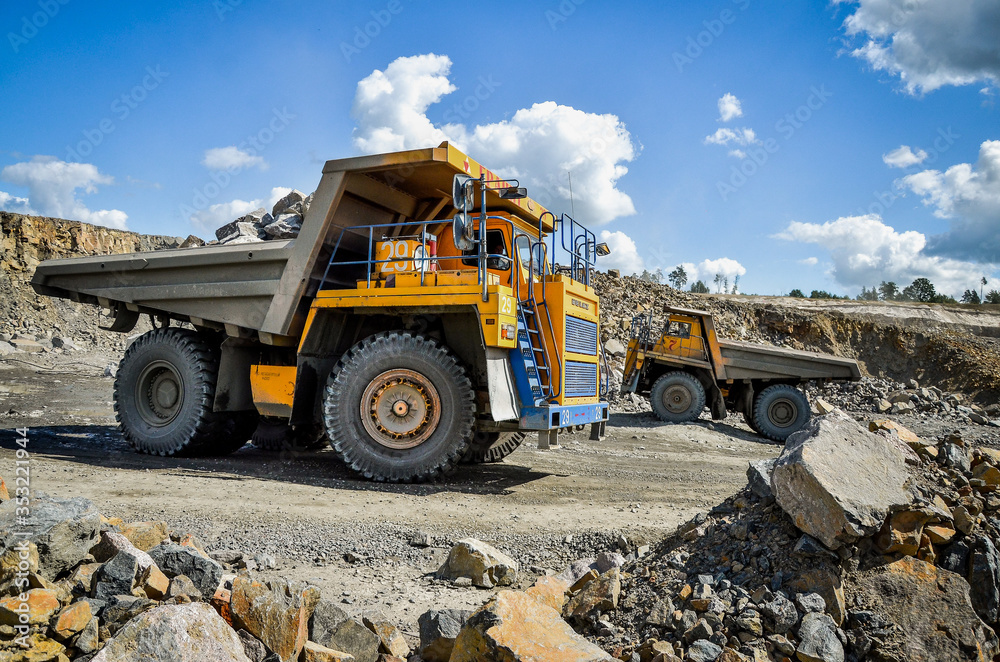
[788,288,805,298]
[878,281,900,301]
[961,289,982,304]
[856,286,879,301]
[713,273,724,293]
[690,280,710,293]
[639,268,663,284]
[986,290,1000,304]
[667,266,688,290]
[810,290,840,300]
[901,277,936,302]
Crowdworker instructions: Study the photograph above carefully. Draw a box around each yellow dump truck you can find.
[31,143,610,482]
[621,306,860,441]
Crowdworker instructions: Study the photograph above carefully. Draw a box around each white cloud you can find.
[0,191,35,214]
[900,140,1000,262]
[838,0,1000,94]
[799,256,819,266]
[597,230,644,275]
[0,156,128,229]
[773,214,988,295]
[187,187,296,230]
[676,258,747,291]
[202,146,267,171]
[882,145,928,168]
[704,127,757,147]
[717,93,743,122]
[728,149,747,160]
[351,54,638,225]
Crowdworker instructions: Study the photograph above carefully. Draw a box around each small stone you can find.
[362,612,409,658]
[418,609,471,662]
[92,551,139,601]
[303,641,356,662]
[686,639,723,662]
[118,520,169,552]
[51,600,93,640]
[436,539,518,588]
[409,531,432,547]
[814,398,835,415]
[795,612,844,662]
[0,588,60,625]
[565,567,621,622]
[148,543,224,597]
[795,592,826,614]
[683,618,713,643]
[167,574,203,600]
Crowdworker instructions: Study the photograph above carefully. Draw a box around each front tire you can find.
[323,332,475,483]
[114,328,233,456]
[650,371,706,423]
[752,384,810,442]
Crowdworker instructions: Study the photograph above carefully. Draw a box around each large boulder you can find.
[770,410,912,549]
[0,492,100,578]
[309,600,380,662]
[437,538,519,588]
[418,609,471,662]
[849,556,999,661]
[91,602,252,661]
[148,543,224,597]
[230,574,320,662]
[272,190,307,217]
[450,590,612,662]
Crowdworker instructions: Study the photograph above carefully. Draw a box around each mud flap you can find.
[486,347,519,422]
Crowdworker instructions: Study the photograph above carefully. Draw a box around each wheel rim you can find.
[361,369,441,450]
[662,384,693,414]
[135,360,184,427]
[767,398,798,428]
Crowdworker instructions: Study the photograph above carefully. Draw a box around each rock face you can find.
[849,556,999,661]
[437,538,519,588]
[230,574,320,662]
[91,602,252,662]
[0,492,101,578]
[770,410,912,549]
[450,591,612,662]
[796,612,844,662]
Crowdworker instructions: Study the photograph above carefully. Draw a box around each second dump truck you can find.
[621,306,861,441]
[31,143,610,482]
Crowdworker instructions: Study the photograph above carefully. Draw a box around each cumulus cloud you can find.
[900,140,1000,262]
[597,230,644,275]
[882,145,928,168]
[0,191,34,214]
[0,156,128,229]
[187,187,296,230]
[717,93,744,122]
[837,0,1000,94]
[704,128,757,147]
[351,54,638,225]
[774,214,988,295]
[799,256,819,266]
[202,146,267,171]
[676,258,747,291]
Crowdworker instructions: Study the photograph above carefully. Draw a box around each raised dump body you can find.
[32,143,610,482]
[622,306,861,441]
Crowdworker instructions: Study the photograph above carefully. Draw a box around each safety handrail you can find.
[511,234,562,402]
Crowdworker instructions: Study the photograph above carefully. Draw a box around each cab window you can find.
[463,229,508,268]
[666,321,691,338]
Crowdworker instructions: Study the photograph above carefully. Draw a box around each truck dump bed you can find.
[716,339,861,381]
[31,143,552,343]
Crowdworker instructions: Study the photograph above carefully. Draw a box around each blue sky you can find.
[1,0,998,297]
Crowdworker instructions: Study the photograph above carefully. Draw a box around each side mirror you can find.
[499,186,527,199]
[596,242,611,256]
[452,212,476,251]
[452,174,474,211]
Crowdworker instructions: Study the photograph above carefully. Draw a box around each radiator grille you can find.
[564,361,598,398]
[565,316,598,356]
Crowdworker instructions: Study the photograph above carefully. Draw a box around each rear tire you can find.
[753,384,810,442]
[114,328,233,456]
[323,332,475,483]
[742,410,762,435]
[461,431,527,464]
[252,418,326,452]
[650,371,706,423]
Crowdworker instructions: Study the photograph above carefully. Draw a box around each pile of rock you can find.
[216,190,313,245]
[590,409,1000,662]
[811,377,998,427]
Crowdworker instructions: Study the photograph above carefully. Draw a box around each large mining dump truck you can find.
[31,143,610,482]
[621,306,861,441]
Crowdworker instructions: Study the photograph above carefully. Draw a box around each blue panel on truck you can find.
[518,402,609,430]
[565,316,598,355]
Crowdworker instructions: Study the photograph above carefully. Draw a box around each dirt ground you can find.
[0,350,779,636]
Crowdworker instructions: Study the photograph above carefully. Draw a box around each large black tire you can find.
[753,384,811,442]
[742,410,762,435]
[114,328,233,456]
[650,371,706,423]
[461,431,527,464]
[252,418,327,452]
[208,410,259,455]
[323,332,475,482]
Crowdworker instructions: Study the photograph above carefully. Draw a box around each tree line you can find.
[638,265,736,295]
[788,277,999,304]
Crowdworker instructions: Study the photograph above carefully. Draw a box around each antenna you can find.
[567,171,575,218]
